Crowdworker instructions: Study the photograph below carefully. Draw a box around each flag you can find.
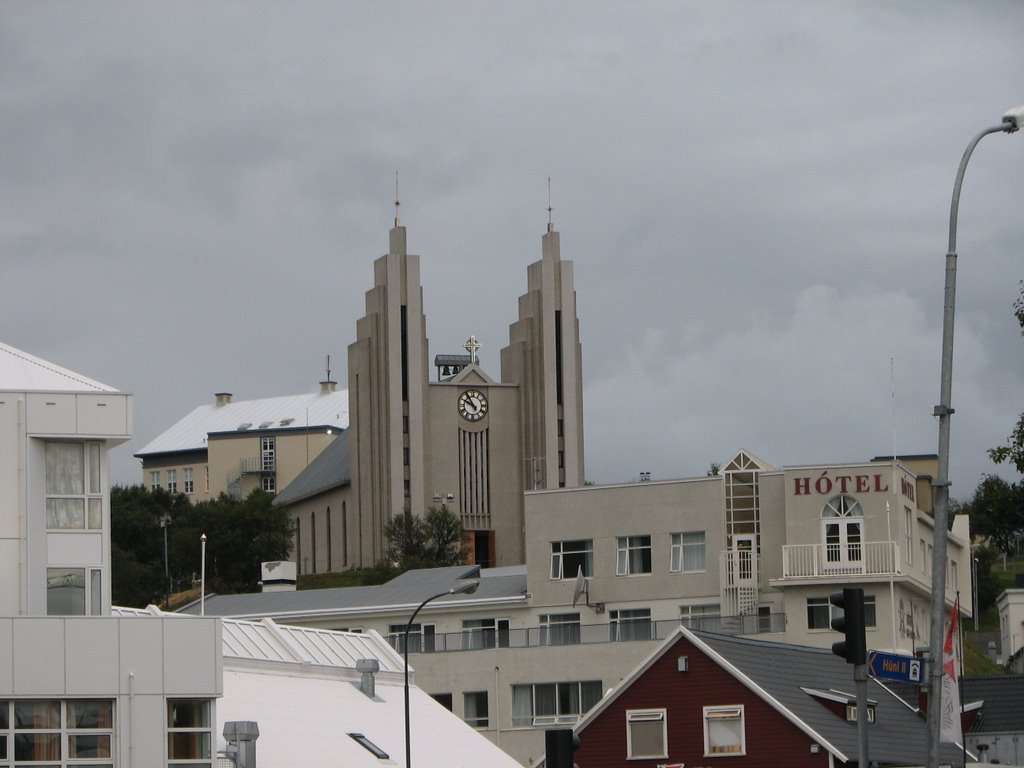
[939,597,962,744]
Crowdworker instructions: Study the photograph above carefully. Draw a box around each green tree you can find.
[989,281,1024,473]
[963,475,1024,557]
[384,505,466,570]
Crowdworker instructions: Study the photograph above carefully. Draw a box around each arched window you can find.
[821,496,863,568]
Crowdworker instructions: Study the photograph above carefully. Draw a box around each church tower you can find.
[501,221,585,490]
[348,219,430,565]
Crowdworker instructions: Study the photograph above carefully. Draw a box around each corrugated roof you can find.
[0,341,117,393]
[273,429,351,506]
[178,564,527,620]
[135,389,349,456]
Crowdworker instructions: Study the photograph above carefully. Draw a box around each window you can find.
[183,467,194,494]
[462,618,509,649]
[609,608,652,641]
[348,733,388,760]
[905,507,913,565]
[616,535,652,576]
[551,540,594,579]
[204,466,210,493]
[45,442,102,530]
[463,692,488,728]
[512,681,602,727]
[261,436,276,471]
[540,613,581,646]
[703,705,745,756]
[46,568,102,616]
[0,699,114,765]
[680,604,721,631]
[388,623,435,653]
[806,596,832,630]
[262,475,276,493]
[846,704,876,723]
[864,594,877,628]
[166,469,177,494]
[671,532,706,572]
[626,709,667,759]
[430,693,453,711]
[150,470,161,491]
[167,699,213,765]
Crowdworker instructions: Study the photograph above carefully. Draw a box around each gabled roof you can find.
[177,564,528,621]
[273,428,350,506]
[574,626,965,766]
[963,675,1024,734]
[0,340,117,393]
[135,389,349,456]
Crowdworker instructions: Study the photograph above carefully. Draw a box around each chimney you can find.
[320,379,337,394]
[215,392,233,407]
[223,721,259,768]
[356,658,380,699]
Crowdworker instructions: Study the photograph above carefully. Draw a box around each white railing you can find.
[782,542,899,579]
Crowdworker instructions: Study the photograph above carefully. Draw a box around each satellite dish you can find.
[571,565,588,608]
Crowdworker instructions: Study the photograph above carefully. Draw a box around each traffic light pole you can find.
[854,662,869,768]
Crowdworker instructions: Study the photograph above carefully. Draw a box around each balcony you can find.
[781,542,898,579]
[387,613,785,655]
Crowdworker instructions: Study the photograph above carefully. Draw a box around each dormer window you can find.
[846,703,876,723]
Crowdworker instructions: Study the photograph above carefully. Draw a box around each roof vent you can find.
[237,422,253,431]
[215,392,233,406]
[258,421,272,429]
[320,379,337,394]
[356,658,380,699]
[280,418,294,427]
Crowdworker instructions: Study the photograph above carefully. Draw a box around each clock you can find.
[458,389,488,422]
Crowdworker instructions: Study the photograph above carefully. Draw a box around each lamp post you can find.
[925,105,1023,768]
[158,514,172,608]
[404,579,479,768]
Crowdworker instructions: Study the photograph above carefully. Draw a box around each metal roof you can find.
[177,564,528,620]
[963,675,1024,734]
[575,627,966,766]
[273,428,350,506]
[135,389,349,456]
[0,340,117,393]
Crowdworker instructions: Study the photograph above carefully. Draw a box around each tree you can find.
[963,474,1024,557]
[110,485,295,606]
[989,281,1024,473]
[384,505,466,570]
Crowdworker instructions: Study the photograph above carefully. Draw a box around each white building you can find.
[188,449,972,766]
[2,340,508,768]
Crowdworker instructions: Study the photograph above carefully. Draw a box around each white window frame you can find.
[45,442,103,531]
[703,705,745,757]
[150,470,161,491]
[540,613,581,646]
[167,698,214,766]
[671,531,706,572]
[462,618,510,649]
[166,468,177,494]
[388,622,436,653]
[550,539,594,579]
[806,596,834,630]
[261,436,276,471]
[0,699,115,766]
[183,467,194,495]
[262,475,276,493]
[680,603,721,631]
[626,708,667,759]
[609,608,652,642]
[616,535,653,576]
[512,681,602,727]
[46,567,103,616]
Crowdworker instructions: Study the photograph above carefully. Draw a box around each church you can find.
[138,211,586,572]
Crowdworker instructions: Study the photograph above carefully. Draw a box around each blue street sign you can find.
[867,650,925,684]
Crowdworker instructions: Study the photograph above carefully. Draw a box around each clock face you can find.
[458,389,488,422]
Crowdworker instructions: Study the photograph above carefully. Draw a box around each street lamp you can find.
[403,579,479,768]
[158,514,172,608]
[926,104,1023,768]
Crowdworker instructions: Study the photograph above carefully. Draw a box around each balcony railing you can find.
[781,542,898,579]
[387,613,785,655]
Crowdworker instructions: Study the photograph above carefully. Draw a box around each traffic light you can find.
[545,728,580,768]
[829,587,866,665]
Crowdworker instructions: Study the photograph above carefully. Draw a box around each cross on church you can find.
[464,335,482,365]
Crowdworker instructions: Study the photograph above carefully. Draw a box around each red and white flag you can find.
[939,597,962,744]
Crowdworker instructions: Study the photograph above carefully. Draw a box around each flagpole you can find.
[957,591,966,768]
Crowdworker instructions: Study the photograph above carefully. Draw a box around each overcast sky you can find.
[2,1,1022,499]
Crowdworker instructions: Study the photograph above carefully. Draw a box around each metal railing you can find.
[387,613,785,655]
[781,542,898,578]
